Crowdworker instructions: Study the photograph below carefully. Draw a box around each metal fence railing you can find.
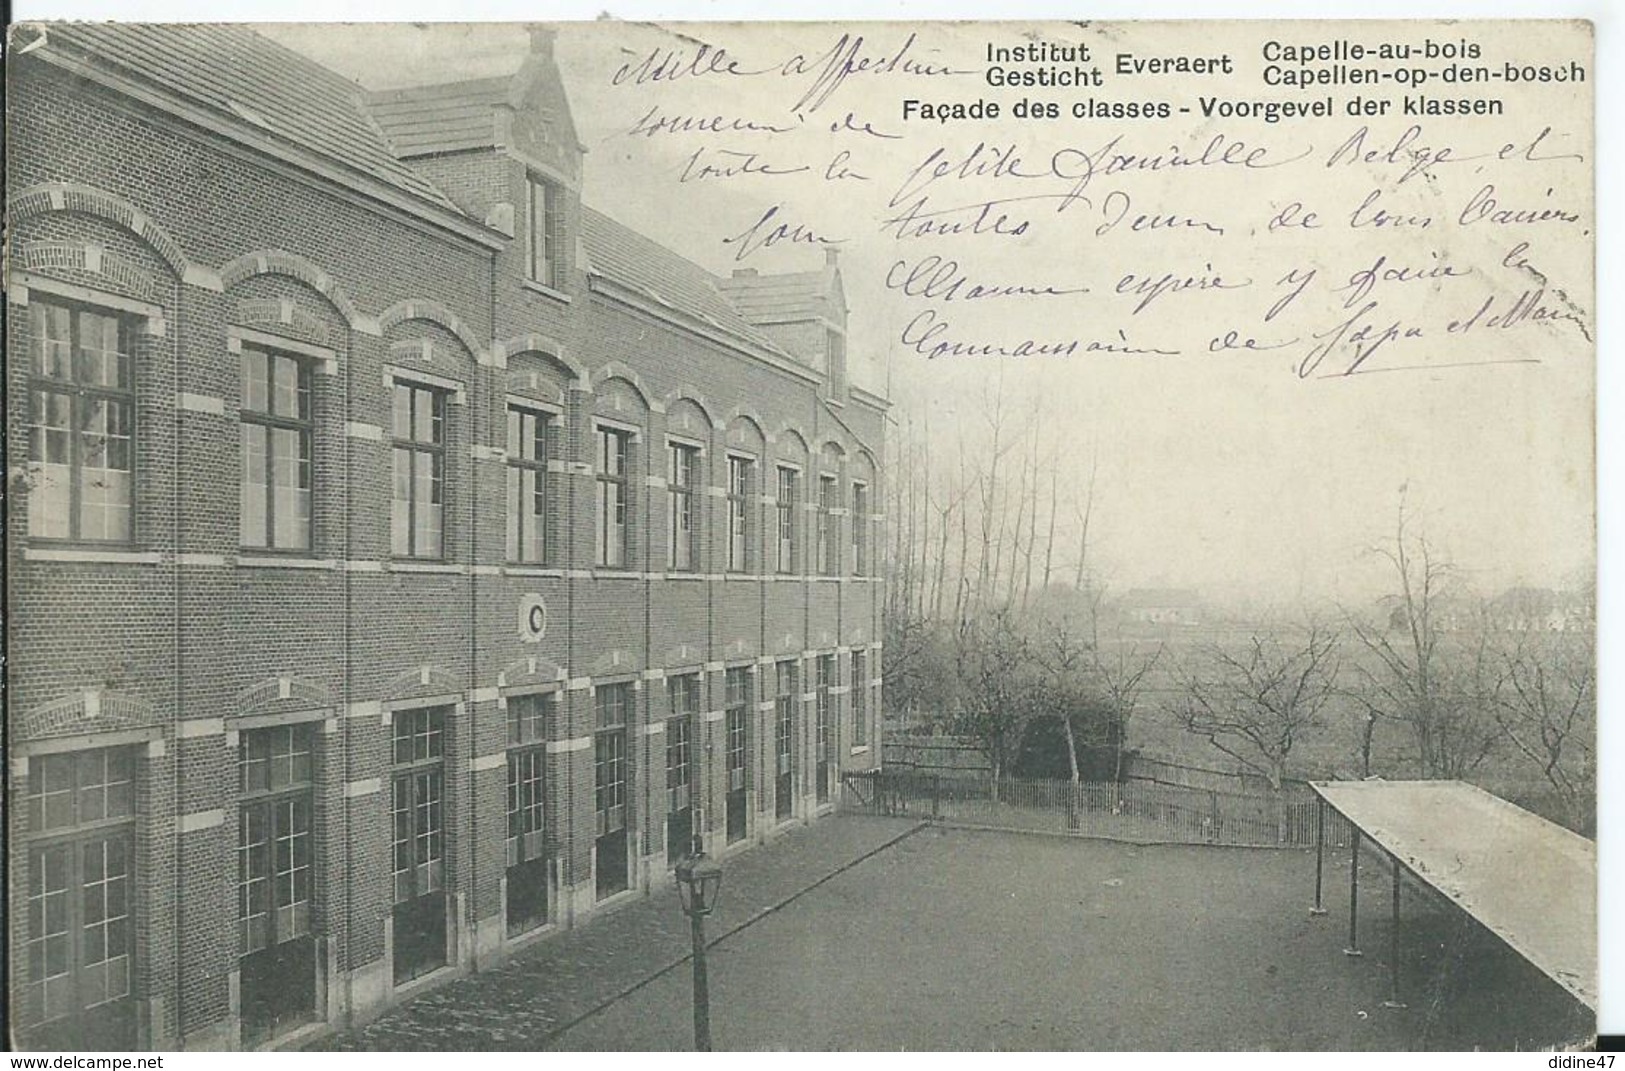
[840,769,1355,849]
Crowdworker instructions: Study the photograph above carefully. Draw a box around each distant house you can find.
[1486,587,1590,632]
[1384,588,1593,634]
[1118,588,1203,627]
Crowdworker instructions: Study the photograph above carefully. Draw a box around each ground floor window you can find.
[22,746,138,1050]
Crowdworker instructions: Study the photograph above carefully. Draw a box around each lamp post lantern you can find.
[675,850,723,1051]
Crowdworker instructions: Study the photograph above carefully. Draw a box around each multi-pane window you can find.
[23,747,137,1039]
[818,475,840,575]
[391,708,445,905]
[596,427,632,568]
[826,329,845,382]
[775,661,798,820]
[506,692,553,936]
[392,382,446,559]
[526,174,564,290]
[667,674,699,814]
[506,406,551,564]
[723,667,751,843]
[27,298,136,542]
[25,748,136,834]
[240,348,313,551]
[727,456,752,572]
[238,726,315,954]
[816,655,835,803]
[852,651,869,747]
[668,442,699,571]
[776,467,798,574]
[594,684,631,836]
[666,674,698,862]
[725,669,749,794]
[851,482,868,576]
[506,694,552,866]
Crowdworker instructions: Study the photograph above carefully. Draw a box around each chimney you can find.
[527,25,557,56]
[824,246,840,267]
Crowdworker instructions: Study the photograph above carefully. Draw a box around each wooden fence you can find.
[841,769,1354,849]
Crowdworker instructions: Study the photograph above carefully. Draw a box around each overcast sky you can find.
[262,21,1595,606]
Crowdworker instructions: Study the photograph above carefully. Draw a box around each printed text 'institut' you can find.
[6,24,887,1050]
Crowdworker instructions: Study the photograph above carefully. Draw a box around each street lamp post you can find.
[675,850,724,1051]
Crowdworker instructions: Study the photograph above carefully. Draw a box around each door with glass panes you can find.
[594,683,631,899]
[724,668,749,843]
[238,724,317,1043]
[391,707,448,984]
[775,661,797,821]
[21,747,138,1050]
[665,674,698,863]
[505,692,552,936]
[816,655,834,805]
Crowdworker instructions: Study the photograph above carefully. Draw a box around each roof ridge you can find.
[364,74,517,102]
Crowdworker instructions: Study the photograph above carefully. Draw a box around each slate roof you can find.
[366,78,513,158]
[37,23,461,214]
[716,269,835,323]
[580,207,795,360]
[34,23,822,367]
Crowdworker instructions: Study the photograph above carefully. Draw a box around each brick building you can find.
[5,24,887,1050]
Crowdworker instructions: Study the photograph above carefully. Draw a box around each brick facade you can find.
[6,26,885,1051]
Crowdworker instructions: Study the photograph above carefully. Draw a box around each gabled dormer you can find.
[717,247,850,403]
[504,29,584,297]
[365,26,586,299]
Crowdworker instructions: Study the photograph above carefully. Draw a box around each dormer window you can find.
[526,173,564,290]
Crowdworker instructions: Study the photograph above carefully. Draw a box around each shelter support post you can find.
[1382,854,1407,1009]
[1311,798,1328,916]
[1344,829,1363,956]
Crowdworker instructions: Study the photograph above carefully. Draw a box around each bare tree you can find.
[1346,496,1499,778]
[950,607,1036,802]
[1489,629,1595,830]
[1031,615,1101,827]
[1171,625,1341,791]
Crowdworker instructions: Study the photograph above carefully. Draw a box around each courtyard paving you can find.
[317,815,924,1050]
[317,818,1594,1051]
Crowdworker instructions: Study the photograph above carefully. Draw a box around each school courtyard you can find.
[320,816,1592,1052]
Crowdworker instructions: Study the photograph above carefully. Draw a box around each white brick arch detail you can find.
[725,408,771,447]
[17,689,160,742]
[588,648,643,677]
[660,389,718,430]
[221,249,368,331]
[377,298,483,359]
[497,656,565,690]
[495,334,586,386]
[592,363,659,413]
[9,181,217,287]
[380,664,464,701]
[236,675,335,716]
[777,426,810,459]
